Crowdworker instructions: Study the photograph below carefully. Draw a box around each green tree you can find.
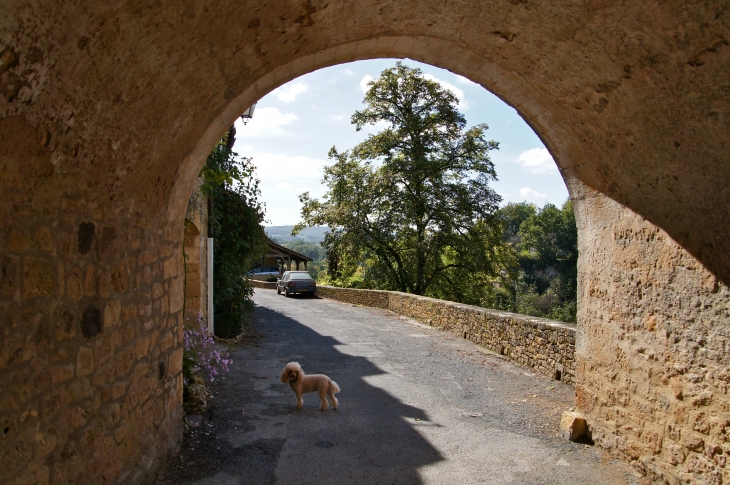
[494,199,578,322]
[498,202,536,245]
[295,62,504,299]
[518,200,577,288]
[201,126,266,338]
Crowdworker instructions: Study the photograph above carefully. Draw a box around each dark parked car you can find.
[277,271,317,297]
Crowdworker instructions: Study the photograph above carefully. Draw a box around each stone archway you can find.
[1,1,729,483]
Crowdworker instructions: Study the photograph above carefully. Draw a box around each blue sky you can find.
[232,59,569,226]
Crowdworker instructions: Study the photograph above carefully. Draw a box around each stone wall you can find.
[2,1,730,483]
[316,287,391,311]
[250,280,276,290]
[574,184,730,483]
[183,181,210,329]
[0,117,184,484]
[308,286,576,384]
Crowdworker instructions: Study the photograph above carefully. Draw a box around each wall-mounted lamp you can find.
[240,102,257,124]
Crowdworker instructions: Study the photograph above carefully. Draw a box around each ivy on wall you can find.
[199,126,266,339]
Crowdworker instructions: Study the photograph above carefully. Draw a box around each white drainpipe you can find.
[207,237,214,336]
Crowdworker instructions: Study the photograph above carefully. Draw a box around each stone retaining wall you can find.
[257,284,576,385]
[250,280,276,290]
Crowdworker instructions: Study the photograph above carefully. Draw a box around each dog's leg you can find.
[318,387,329,411]
[295,391,304,410]
[328,388,339,410]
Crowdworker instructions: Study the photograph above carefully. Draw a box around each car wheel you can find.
[284,289,290,297]
[277,286,281,295]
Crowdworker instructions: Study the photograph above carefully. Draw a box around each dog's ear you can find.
[280,367,290,383]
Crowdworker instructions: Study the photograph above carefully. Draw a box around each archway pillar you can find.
[570,179,730,481]
[0,114,186,483]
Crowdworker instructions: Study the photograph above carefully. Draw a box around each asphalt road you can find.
[158,289,636,485]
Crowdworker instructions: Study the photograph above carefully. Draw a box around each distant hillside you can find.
[265,225,329,244]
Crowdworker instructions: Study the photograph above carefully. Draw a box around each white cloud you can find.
[273,82,308,102]
[514,148,557,174]
[423,74,468,108]
[359,74,373,93]
[234,107,298,138]
[248,152,329,183]
[341,68,355,76]
[519,187,549,199]
[248,152,330,225]
[332,114,346,121]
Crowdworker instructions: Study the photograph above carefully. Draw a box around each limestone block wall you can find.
[183,184,209,328]
[0,119,184,485]
[250,280,276,290]
[311,286,577,384]
[575,186,730,483]
[183,224,202,324]
[316,287,391,311]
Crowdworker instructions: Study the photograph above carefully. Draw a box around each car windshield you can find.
[289,272,314,280]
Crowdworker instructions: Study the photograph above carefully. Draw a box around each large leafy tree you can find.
[296,62,504,297]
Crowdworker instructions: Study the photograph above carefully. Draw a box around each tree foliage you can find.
[201,126,266,338]
[493,200,578,322]
[295,62,505,300]
[293,62,579,323]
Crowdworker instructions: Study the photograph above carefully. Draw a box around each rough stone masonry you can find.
[313,285,577,384]
[1,1,729,484]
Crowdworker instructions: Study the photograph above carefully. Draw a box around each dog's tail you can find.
[329,379,341,394]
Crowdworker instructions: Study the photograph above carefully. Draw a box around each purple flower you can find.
[183,319,231,381]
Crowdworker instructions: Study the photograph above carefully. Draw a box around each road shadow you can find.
[159,303,443,485]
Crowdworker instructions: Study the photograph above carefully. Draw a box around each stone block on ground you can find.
[560,410,588,442]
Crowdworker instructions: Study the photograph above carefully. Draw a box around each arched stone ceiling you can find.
[2,0,729,282]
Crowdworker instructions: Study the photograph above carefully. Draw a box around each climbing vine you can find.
[200,126,266,338]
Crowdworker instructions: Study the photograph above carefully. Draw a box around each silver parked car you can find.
[248,266,282,281]
[277,271,317,297]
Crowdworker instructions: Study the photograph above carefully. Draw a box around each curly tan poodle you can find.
[279,362,340,411]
